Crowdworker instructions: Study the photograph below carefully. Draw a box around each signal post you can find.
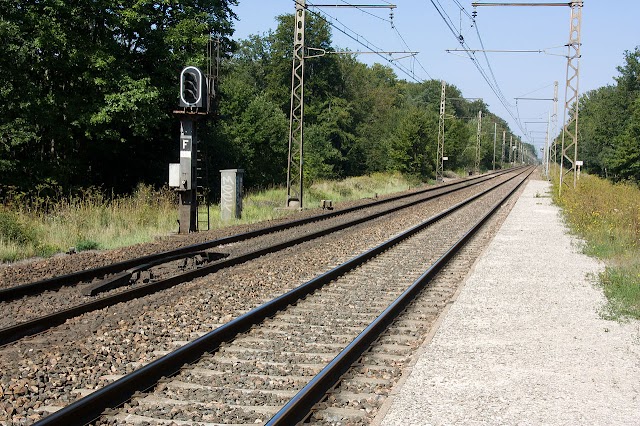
[170,66,209,233]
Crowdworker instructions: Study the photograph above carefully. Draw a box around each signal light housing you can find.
[179,66,208,110]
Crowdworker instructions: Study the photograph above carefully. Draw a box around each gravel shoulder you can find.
[376,178,640,425]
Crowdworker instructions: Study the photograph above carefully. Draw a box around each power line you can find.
[473,22,515,109]
[336,0,394,23]
[337,0,434,79]
[429,0,533,141]
[304,1,431,81]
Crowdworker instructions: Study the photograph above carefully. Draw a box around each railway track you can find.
[0,170,512,300]
[31,166,533,425]
[3,175,510,304]
[0,168,524,346]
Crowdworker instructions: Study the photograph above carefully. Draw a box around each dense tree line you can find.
[0,0,238,196]
[212,13,525,192]
[0,3,524,201]
[577,47,640,183]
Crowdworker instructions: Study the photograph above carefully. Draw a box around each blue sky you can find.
[230,1,639,153]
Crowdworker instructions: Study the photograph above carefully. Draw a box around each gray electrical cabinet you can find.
[220,169,244,221]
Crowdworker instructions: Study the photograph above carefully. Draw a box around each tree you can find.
[388,107,438,178]
[575,46,640,182]
[577,85,623,175]
[0,0,238,194]
[606,97,640,182]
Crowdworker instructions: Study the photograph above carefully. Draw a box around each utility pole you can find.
[509,135,513,165]
[436,80,446,182]
[285,1,398,208]
[471,2,583,188]
[492,122,497,171]
[501,130,506,168]
[519,140,524,163]
[475,110,482,174]
[551,80,559,164]
[559,1,583,193]
[545,110,551,179]
[285,0,306,209]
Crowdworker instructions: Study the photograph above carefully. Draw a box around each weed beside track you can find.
[552,170,640,320]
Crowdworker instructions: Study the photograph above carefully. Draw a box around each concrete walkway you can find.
[376,179,640,425]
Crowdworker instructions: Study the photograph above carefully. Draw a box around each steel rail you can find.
[267,166,534,425]
[0,169,517,302]
[0,169,523,346]
[33,167,532,426]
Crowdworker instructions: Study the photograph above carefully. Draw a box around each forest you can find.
[576,46,640,183]
[0,0,534,203]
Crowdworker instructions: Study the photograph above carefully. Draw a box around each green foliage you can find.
[75,239,101,252]
[553,171,640,320]
[0,0,238,192]
[0,184,177,262]
[0,209,36,246]
[389,107,437,178]
[606,97,640,182]
[577,46,640,183]
[600,265,640,320]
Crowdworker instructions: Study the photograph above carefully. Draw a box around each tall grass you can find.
[552,169,640,320]
[198,172,418,227]
[0,172,420,263]
[0,184,177,262]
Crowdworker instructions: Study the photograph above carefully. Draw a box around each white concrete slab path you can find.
[376,179,640,425]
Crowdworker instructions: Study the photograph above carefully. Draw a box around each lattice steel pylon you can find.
[551,80,559,164]
[509,135,513,164]
[286,0,306,208]
[544,110,551,179]
[436,80,446,182]
[559,1,583,194]
[492,122,497,171]
[501,130,506,168]
[474,110,482,174]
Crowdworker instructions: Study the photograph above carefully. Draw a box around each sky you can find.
[230,1,640,155]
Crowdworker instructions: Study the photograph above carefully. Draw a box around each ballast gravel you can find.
[1,174,517,424]
[377,179,640,425]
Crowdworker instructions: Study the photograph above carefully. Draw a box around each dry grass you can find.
[1,173,420,263]
[0,184,177,262]
[552,169,640,320]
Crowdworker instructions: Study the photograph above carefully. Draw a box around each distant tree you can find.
[388,107,438,178]
[578,85,623,175]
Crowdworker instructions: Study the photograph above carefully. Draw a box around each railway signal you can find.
[171,66,212,233]
[179,66,208,110]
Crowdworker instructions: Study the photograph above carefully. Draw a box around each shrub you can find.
[0,209,36,245]
[552,169,640,320]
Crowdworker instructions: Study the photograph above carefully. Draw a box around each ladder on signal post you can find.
[196,147,210,231]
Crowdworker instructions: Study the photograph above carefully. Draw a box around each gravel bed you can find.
[107,175,523,424]
[310,179,525,425]
[0,171,521,424]
[0,175,502,329]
